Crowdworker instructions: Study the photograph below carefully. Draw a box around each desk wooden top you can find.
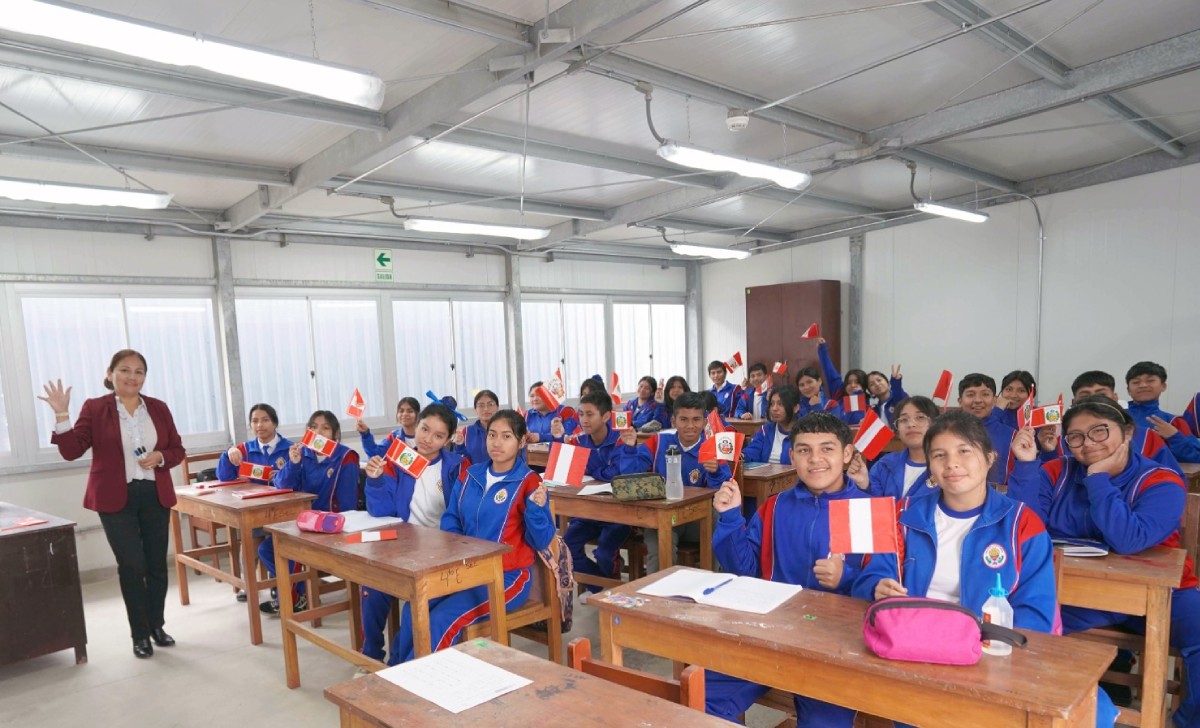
[1059,545,1185,588]
[264,521,511,578]
[595,567,1115,719]
[174,484,317,513]
[1183,463,1200,493]
[547,484,715,510]
[741,462,794,482]
[0,502,75,536]
[324,638,728,726]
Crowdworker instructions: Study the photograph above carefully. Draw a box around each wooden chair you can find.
[567,637,705,711]
[464,534,565,664]
[180,450,229,577]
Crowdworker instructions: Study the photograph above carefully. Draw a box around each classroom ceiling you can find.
[0,0,1198,264]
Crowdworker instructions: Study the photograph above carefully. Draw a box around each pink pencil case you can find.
[296,510,344,533]
[863,597,1026,665]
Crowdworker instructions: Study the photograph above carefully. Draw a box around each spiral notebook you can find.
[636,568,802,614]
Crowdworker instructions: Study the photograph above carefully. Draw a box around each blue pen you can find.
[702,577,734,596]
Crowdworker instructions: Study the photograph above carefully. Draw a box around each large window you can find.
[522,300,605,400]
[614,303,686,387]
[0,370,11,454]
[23,295,225,446]
[452,301,509,406]
[394,299,509,408]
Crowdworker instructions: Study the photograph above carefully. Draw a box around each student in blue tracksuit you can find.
[388,410,556,664]
[734,363,772,420]
[957,373,1015,486]
[258,410,360,615]
[659,375,690,419]
[579,375,607,401]
[1125,361,1200,464]
[708,360,743,419]
[991,369,1036,432]
[705,413,869,727]
[358,396,420,459]
[815,338,868,425]
[857,396,938,499]
[525,381,576,444]
[454,390,498,468]
[616,392,732,572]
[864,366,908,426]
[358,404,467,662]
[795,367,846,420]
[216,403,292,483]
[854,411,1118,728]
[742,386,801,466]
[1009,396,1198,728]
[624,376,665,430]
[562,392,631,592]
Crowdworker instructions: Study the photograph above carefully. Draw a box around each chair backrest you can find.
[182,450,225,484]
[567,637,705,711]
[1181,491,1200,566]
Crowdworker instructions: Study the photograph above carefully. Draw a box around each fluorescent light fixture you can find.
[669,243,752,260]
[913,201,989,223]
[657,140,811,189]
[3,1,386,109]
[403,218,550,241]
[0,176,173,209]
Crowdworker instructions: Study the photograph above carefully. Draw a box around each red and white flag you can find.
[1030,395,1064,429]
[535,383,561,411]
[801,323,820,339]
[546,442,590,486]
[612,410,633,431]
[853,409,895,460]
[238,461,273,482]
[844,393,867,413]
[549,368,566,399]
[301,428,337,457]
[699,431,744,463]
[345,388,365,419]
[1016,387,1037,429]
[772,361,788,375]
[385,438,429,478]
[610,372,622,406]
[723,351,743,373]
[931,370,954,410]
[346,530,398,544]
[828,497,899,554]
[705,408,728,438]
[757,375,773,395]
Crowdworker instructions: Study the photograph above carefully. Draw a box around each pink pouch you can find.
[296,510,344,533]
[863,597,1026,665]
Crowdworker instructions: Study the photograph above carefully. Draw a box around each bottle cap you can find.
[666,444,680,456]
[988,573,1007,598]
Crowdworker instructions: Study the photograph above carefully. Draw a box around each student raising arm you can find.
[795,367,845,420]
[358,396,419,459]
[734,363,772,420]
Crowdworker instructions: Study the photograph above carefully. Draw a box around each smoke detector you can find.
[726,108,750,132]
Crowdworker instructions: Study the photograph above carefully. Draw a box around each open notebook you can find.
[1052,538,1110,557]
[636,568,801,615]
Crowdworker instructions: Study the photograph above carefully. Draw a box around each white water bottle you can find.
[665,445,683,500]
[981,573,1014,656]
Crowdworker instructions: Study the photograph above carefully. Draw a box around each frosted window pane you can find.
[236,299,313,426]
[393,300,454,407]
[311,300,383,418]
[452,301,509,407]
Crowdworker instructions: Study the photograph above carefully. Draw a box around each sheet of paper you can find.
[743,462,771,470]
[636,568,726,600]
[700,577,802,614]
[338,510,406,533]
[577,483,614,496]
[376,647,532,714]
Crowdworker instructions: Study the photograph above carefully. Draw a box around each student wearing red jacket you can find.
[42,349,186,659]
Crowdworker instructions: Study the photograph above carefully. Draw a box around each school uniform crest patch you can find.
[326,467,334,479]
[276,457,285,469]
[689,469,701,485]
[982,543,1007,568]
[493,488,509,504]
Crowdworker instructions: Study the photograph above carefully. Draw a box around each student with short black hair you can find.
[216,403,291,483]
[1124,361,1200,463]
[624,375,666,430]
[705,412,869,726]
[957,373,1015,485]
[734,363,771,420]
[741,385,801,465]
[579,376,607,400]
[795,366,846,420]
[708,360,743,418]
[359,396,421,459]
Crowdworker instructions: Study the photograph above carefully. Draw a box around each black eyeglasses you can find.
[1064,423,1111,449]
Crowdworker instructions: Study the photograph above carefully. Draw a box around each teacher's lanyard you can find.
[117,399,148,460]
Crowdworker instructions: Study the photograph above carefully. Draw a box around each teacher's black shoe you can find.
[133,639,154,658]
[150,628,175,647]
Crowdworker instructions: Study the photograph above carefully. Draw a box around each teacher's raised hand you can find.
[38,379,73,421]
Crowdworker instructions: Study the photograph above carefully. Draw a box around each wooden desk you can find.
[525,443,549,469]
[170,485,316,645]
[0,504,87,666]
[595,567,1114,728]
[265,521,511,688]
[1057,546,1185,728]
[324,638,727,726]
[1182,463,1200,493]
[740,463,795,504]
[728,418,764,437]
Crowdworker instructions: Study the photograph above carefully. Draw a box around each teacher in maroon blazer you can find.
[40,349,186,659]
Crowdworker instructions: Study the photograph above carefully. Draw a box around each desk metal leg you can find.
[241,525,263,645]
[170,511,190,606]
[275,543,300,688]
[1142,586,1172,728]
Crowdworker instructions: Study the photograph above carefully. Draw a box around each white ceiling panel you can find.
[1111,70,1200,144]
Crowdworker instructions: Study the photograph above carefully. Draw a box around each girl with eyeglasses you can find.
[849,396,939,499]
[1009,395,1200,728]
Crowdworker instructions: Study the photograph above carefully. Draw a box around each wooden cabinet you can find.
[745,280,841,379]
[0,503,88,666]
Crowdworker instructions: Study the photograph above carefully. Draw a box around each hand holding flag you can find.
[346,388,365,419]
[612,410,633,430]
[301,428,337,457]
[853,409,895,460]
[545,442,590,486]
[772,361,788,375]
[828,497,899,555]
[801,323,820,339]
[534,384,561,411]
[1030,395,1064,428]
[385,438,430,478]
[238,461,273,482]
[723,351,743,374]
[699,431,744,463]
[1016,387,1036,429]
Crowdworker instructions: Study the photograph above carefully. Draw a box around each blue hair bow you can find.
[426,390,467,421]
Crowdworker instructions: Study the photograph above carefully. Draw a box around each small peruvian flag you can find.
[385,438,429,478]
[699,430,744,463]
[535,383,561,411]
[550,368,566,399]
[828,497,899,554]
[546,442,590,486]
[705,408,728,438]
[238,461,273,482]
[931,370,954,411]
[801,323,820,339]
[772,361,788,375]
[346,388,365,419]
[301,428,337,457]
[1016,387,1037,429]
[758,375,773,395]
[559,406,578,423]
[853,409,895,460]
[723,351,743,374]
[346,530,398,544]
[1030,395,1064,428]
[612,410,633,431]
[844,393,867,413]
[610,372,622,406]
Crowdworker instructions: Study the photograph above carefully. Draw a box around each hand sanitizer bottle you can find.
[665,445,683,500]
[981,573,1014,656]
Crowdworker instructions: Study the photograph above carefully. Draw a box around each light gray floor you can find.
[0,571,786,727]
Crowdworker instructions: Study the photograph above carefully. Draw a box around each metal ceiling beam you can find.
[350,0,532,49]
[654,217,792,243]
[0,42,387,131]
[323,177,611,221]
[221,0,671,231]
[925,0,1186,158]
[891,149,1019,193]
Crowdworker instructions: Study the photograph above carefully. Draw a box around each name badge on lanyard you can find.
[118,401,147,460]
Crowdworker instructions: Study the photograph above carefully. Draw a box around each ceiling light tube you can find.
[669,243,752,260]
[0,176,173,209]
[3,0,386,109]
[403,217,550,241]
[913,201,989,223]
[657,140,810,189]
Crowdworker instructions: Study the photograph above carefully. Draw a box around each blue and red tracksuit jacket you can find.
[711,381,744,419]
[1038,424,1182,476]
[215,436,293,482]
[734,387,772,419]
[624,398,667,430]
[614,430,732,488]
[713,477,867,591]
[981,410,1016,486]
[815,342,866,426]
[526,405,578,443]
[852,488,1058,633]
[1008,453,1198,589]
[797,394,846,422]
[1127,399,1200,464]
[741,422,792,465]
[364,449,469,522]
[564,426,625,481]
[456,419,490,468]
[867,449,932,499]
[275,443,360,513]
[443,460,556,573]
[361,427,414,460]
